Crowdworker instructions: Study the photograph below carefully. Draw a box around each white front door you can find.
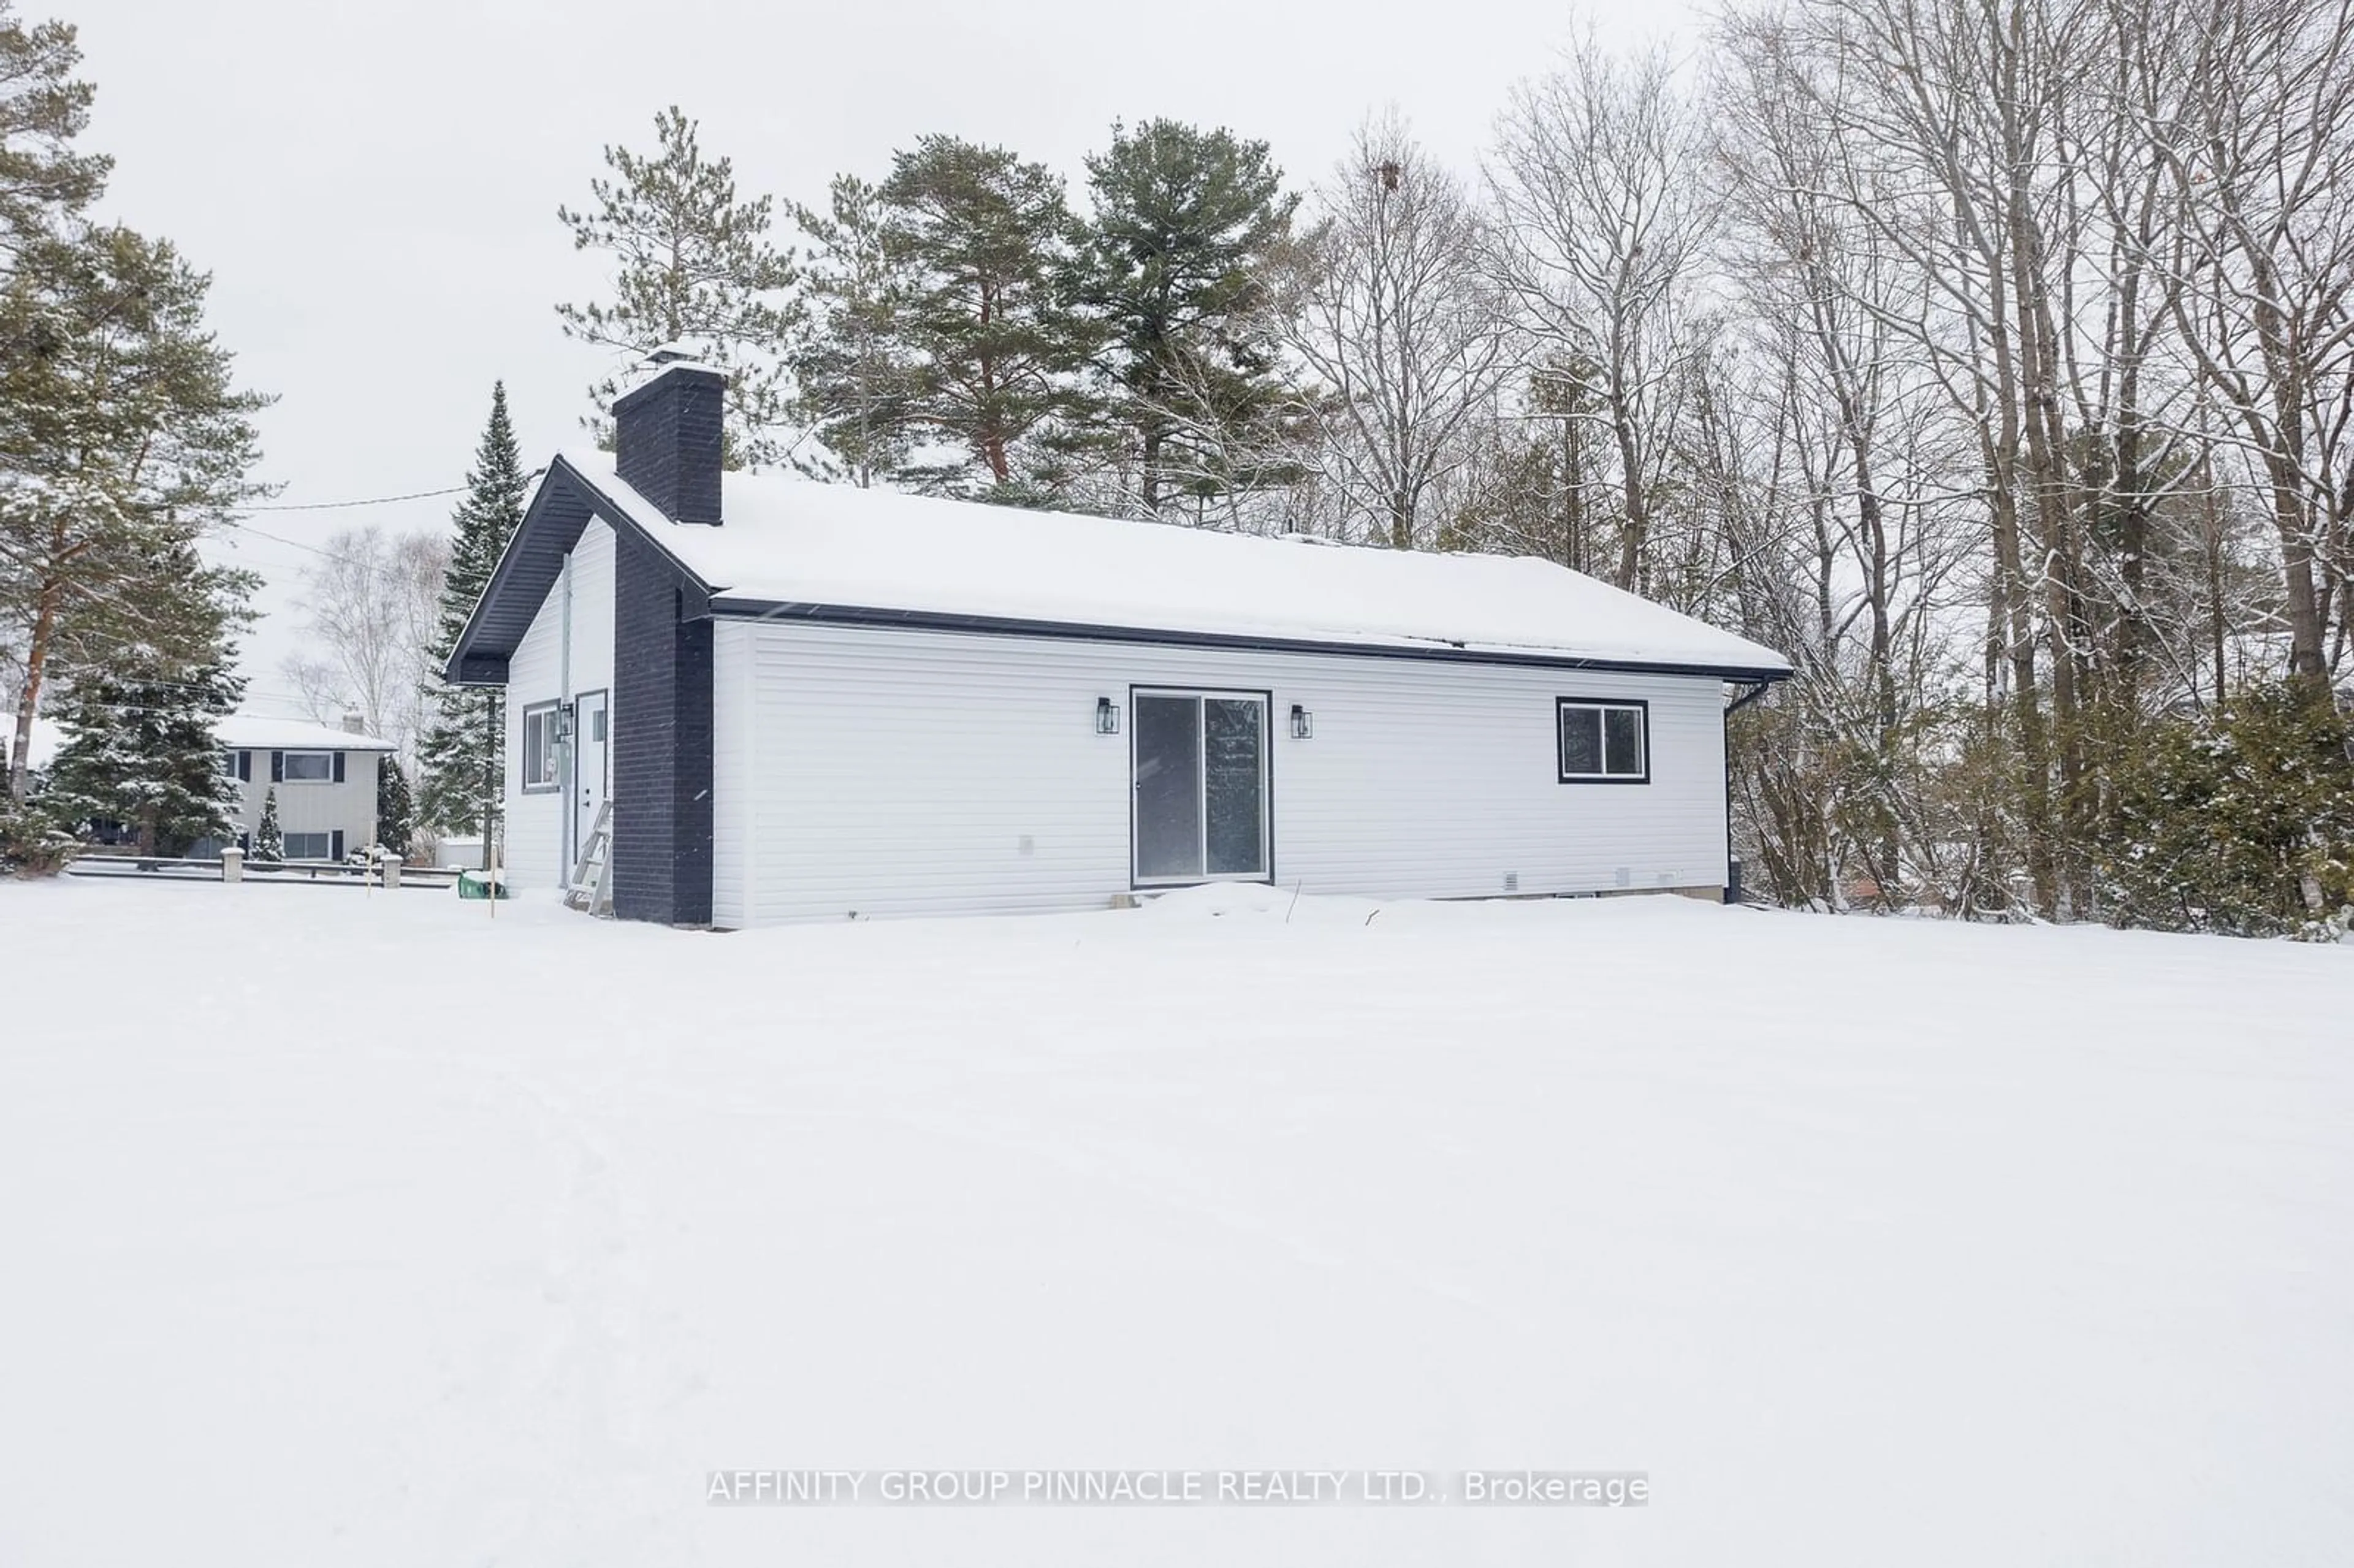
[569,689,609,882]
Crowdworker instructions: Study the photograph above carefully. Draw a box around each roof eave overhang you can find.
[440,455,717,687]
[704,596,1794,682]
[442,457,1794,687]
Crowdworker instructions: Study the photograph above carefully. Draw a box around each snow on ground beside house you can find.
[0,878,2347,1566]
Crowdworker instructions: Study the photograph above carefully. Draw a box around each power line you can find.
[237,484,467,513]
[219,466,546,555]
[218,519,334,557]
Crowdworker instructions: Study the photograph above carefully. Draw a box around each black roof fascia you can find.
[703,596,1795,683]
[441,455,714,686]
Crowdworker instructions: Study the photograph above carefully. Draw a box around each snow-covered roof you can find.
[216,715,395,752]
[560,451,1791,677]
[5,714,391,767]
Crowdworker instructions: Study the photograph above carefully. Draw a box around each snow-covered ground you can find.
[1,879,2347,1566]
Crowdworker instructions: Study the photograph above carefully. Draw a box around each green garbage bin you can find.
[455,869,509,900]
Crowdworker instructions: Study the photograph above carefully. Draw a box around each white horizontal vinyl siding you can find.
[500,520,617,890]
[566,520,616,709]
[712,621,752,929]
[502,579,563,889]
[712,619,1730,927]
[227,755,380,852]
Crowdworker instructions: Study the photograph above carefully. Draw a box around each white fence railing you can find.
[65,853,464,889]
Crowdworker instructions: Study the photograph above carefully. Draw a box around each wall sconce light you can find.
[1290,703,1313,739]
[1096,697,1121,735]
[555,701,576,743]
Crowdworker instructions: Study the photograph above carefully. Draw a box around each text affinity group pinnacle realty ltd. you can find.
[704,1469,1650,1508]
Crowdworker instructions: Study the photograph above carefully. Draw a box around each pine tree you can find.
[41,544,253,857]
[1079,121,1299,517]
[555,106,798,465]
[0,3,109,262]
[252,786,282,863]
[790,175,921,487]
[414,383,529,862]
[2,222,272,804]
[375,753,413,859]
[877,136,1098,498]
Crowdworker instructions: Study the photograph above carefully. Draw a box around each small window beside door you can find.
[521,702,560,791]
[1557,698,1649,783]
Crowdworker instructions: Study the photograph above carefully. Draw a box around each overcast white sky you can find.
[68,0,1694,713]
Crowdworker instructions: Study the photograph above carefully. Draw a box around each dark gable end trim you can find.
[705,598,1796,683]
[444,455,731,687]
[440,457,600,686]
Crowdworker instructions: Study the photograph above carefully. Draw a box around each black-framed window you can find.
[1557,698,1649,783]
[520,702,560,791]
[1132,688,1271,885]
[281,750,335,783]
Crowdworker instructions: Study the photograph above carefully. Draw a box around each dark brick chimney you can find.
[611,348,725,525]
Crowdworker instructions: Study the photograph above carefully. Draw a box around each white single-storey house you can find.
[211,715,394,862]
[444,353,1791,927]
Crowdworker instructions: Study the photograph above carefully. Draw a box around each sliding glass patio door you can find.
[1132,690,1268,885]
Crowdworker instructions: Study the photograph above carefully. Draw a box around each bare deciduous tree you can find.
[281,525,448,756]
[2152,0,2354,685]
[1283,112,1510,550]
[1488,39,1715,591]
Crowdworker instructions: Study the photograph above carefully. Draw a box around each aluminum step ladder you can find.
[564,801,615,916]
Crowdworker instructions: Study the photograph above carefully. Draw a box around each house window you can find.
[281,750,335,783]
[284,832,333,860]
[521,702,560,791]
[1557,698,1649,783]
[1132,690,1270,885]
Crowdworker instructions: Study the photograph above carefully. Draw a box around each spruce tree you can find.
[252,786,282,863]
[555,106,798,465]
[877,136,1097,498]
[375,753,413,859]
[415,383,529,862]
[42,544,254,857]
[1079,120,1298,517]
